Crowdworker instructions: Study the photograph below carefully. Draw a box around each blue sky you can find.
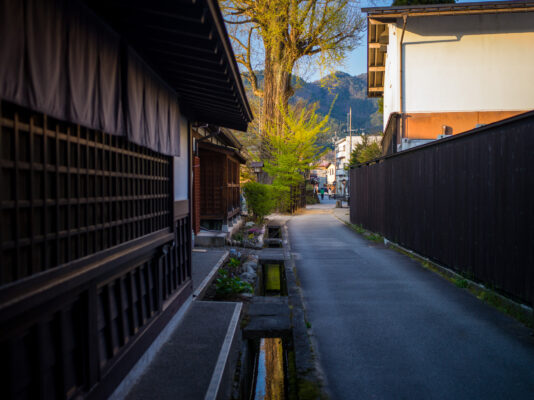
[308,0,499,81]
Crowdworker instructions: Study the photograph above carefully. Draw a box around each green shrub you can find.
[243,182,274,221]
[228,257,241,268]
[215,269,252,295]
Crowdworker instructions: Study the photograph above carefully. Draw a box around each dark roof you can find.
[363,0,534,18]
[84,0,253,132]
[198,141,247,164]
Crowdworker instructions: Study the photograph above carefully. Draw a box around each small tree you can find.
[263,102,329,212]
[347,135,383,167]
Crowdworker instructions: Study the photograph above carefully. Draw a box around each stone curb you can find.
[204,302,243,400]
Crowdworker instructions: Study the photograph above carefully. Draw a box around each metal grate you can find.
[0,101,172,285]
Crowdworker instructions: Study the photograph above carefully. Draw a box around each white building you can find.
[363,1,534,154]
[326,163,336,186]
[335,135,381,195]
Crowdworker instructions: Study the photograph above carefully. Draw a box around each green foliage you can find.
[233,232,244,242]
[222,1,365,136]
[215,269,252,295]
[454,278,469,288]
[228,257,241,268]
[263,103,329,212]
[392,0,455,5]
[243,182,274,221]
[347,135,383,167]
[377,97,384,115]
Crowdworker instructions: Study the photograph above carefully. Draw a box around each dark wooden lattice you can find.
[0,101,172,285]
[0,101,191,400]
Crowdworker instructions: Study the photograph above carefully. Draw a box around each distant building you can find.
[310,161,329,188]
[363,1,534,155]
[335,135,381,195]
[326,163,336,187]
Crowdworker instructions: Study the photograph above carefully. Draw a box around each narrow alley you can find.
[289,201,534,399]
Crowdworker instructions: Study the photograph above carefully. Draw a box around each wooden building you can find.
[192,126,246,238]
[0,0,252,399]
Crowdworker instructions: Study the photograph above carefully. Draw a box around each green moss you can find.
[287,350,299,400]
[388,244,533,329]
[298,379,327,400]
[265,264,281,291]
[454,278,469,288]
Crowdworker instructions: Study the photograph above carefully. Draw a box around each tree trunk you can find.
[262,44,294,138]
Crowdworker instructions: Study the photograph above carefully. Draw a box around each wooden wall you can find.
[0,101,192,399]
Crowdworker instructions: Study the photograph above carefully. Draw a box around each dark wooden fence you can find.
[0,101,192,399]
[349,112,534,305]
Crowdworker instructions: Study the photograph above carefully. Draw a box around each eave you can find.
[362,0,534,22]
[84,0,253,132]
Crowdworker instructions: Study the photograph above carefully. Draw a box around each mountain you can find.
[240,71,382,150]
[291,72,382,136]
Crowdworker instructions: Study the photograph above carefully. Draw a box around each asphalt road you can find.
[288,204,534,400]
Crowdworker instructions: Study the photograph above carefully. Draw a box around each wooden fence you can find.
[349,112,534,305]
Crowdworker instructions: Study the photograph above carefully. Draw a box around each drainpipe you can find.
[399,14,408,142]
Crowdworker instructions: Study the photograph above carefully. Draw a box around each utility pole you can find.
[350,108,353,178]
[348,107,352,198]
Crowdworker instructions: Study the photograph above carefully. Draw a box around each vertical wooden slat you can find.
[76,125,81,258]
[36,321,47,400]
[29,116,35,276]
[127,271,139,335]
[116,277,129,346]
[137,265,148,325]
[104,284,118,357]
[58,309,69,399]
[43,115,49,271]
[145,263,155,317]
[0,102,3,283]
[55,124,61,265]
[86,286,100,387]
[13,111,20,280]
[66,126,72,263]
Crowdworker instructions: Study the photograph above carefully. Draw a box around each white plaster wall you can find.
[173,116,189,201]
[382,12,534,126]
[403,13,534,113]
[384,24,399,128]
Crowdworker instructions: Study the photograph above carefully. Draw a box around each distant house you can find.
[0,0,252,398]
[310,161,329,188]
[363,1,534,154]
[335,134,381,194]
[326,163,337,187]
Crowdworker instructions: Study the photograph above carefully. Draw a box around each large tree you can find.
[222,1,364,136]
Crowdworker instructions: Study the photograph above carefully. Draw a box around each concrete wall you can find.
[174,116,190,201]
[383,12,534,128]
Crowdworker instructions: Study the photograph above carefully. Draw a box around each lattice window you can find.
[0,101,172,285]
